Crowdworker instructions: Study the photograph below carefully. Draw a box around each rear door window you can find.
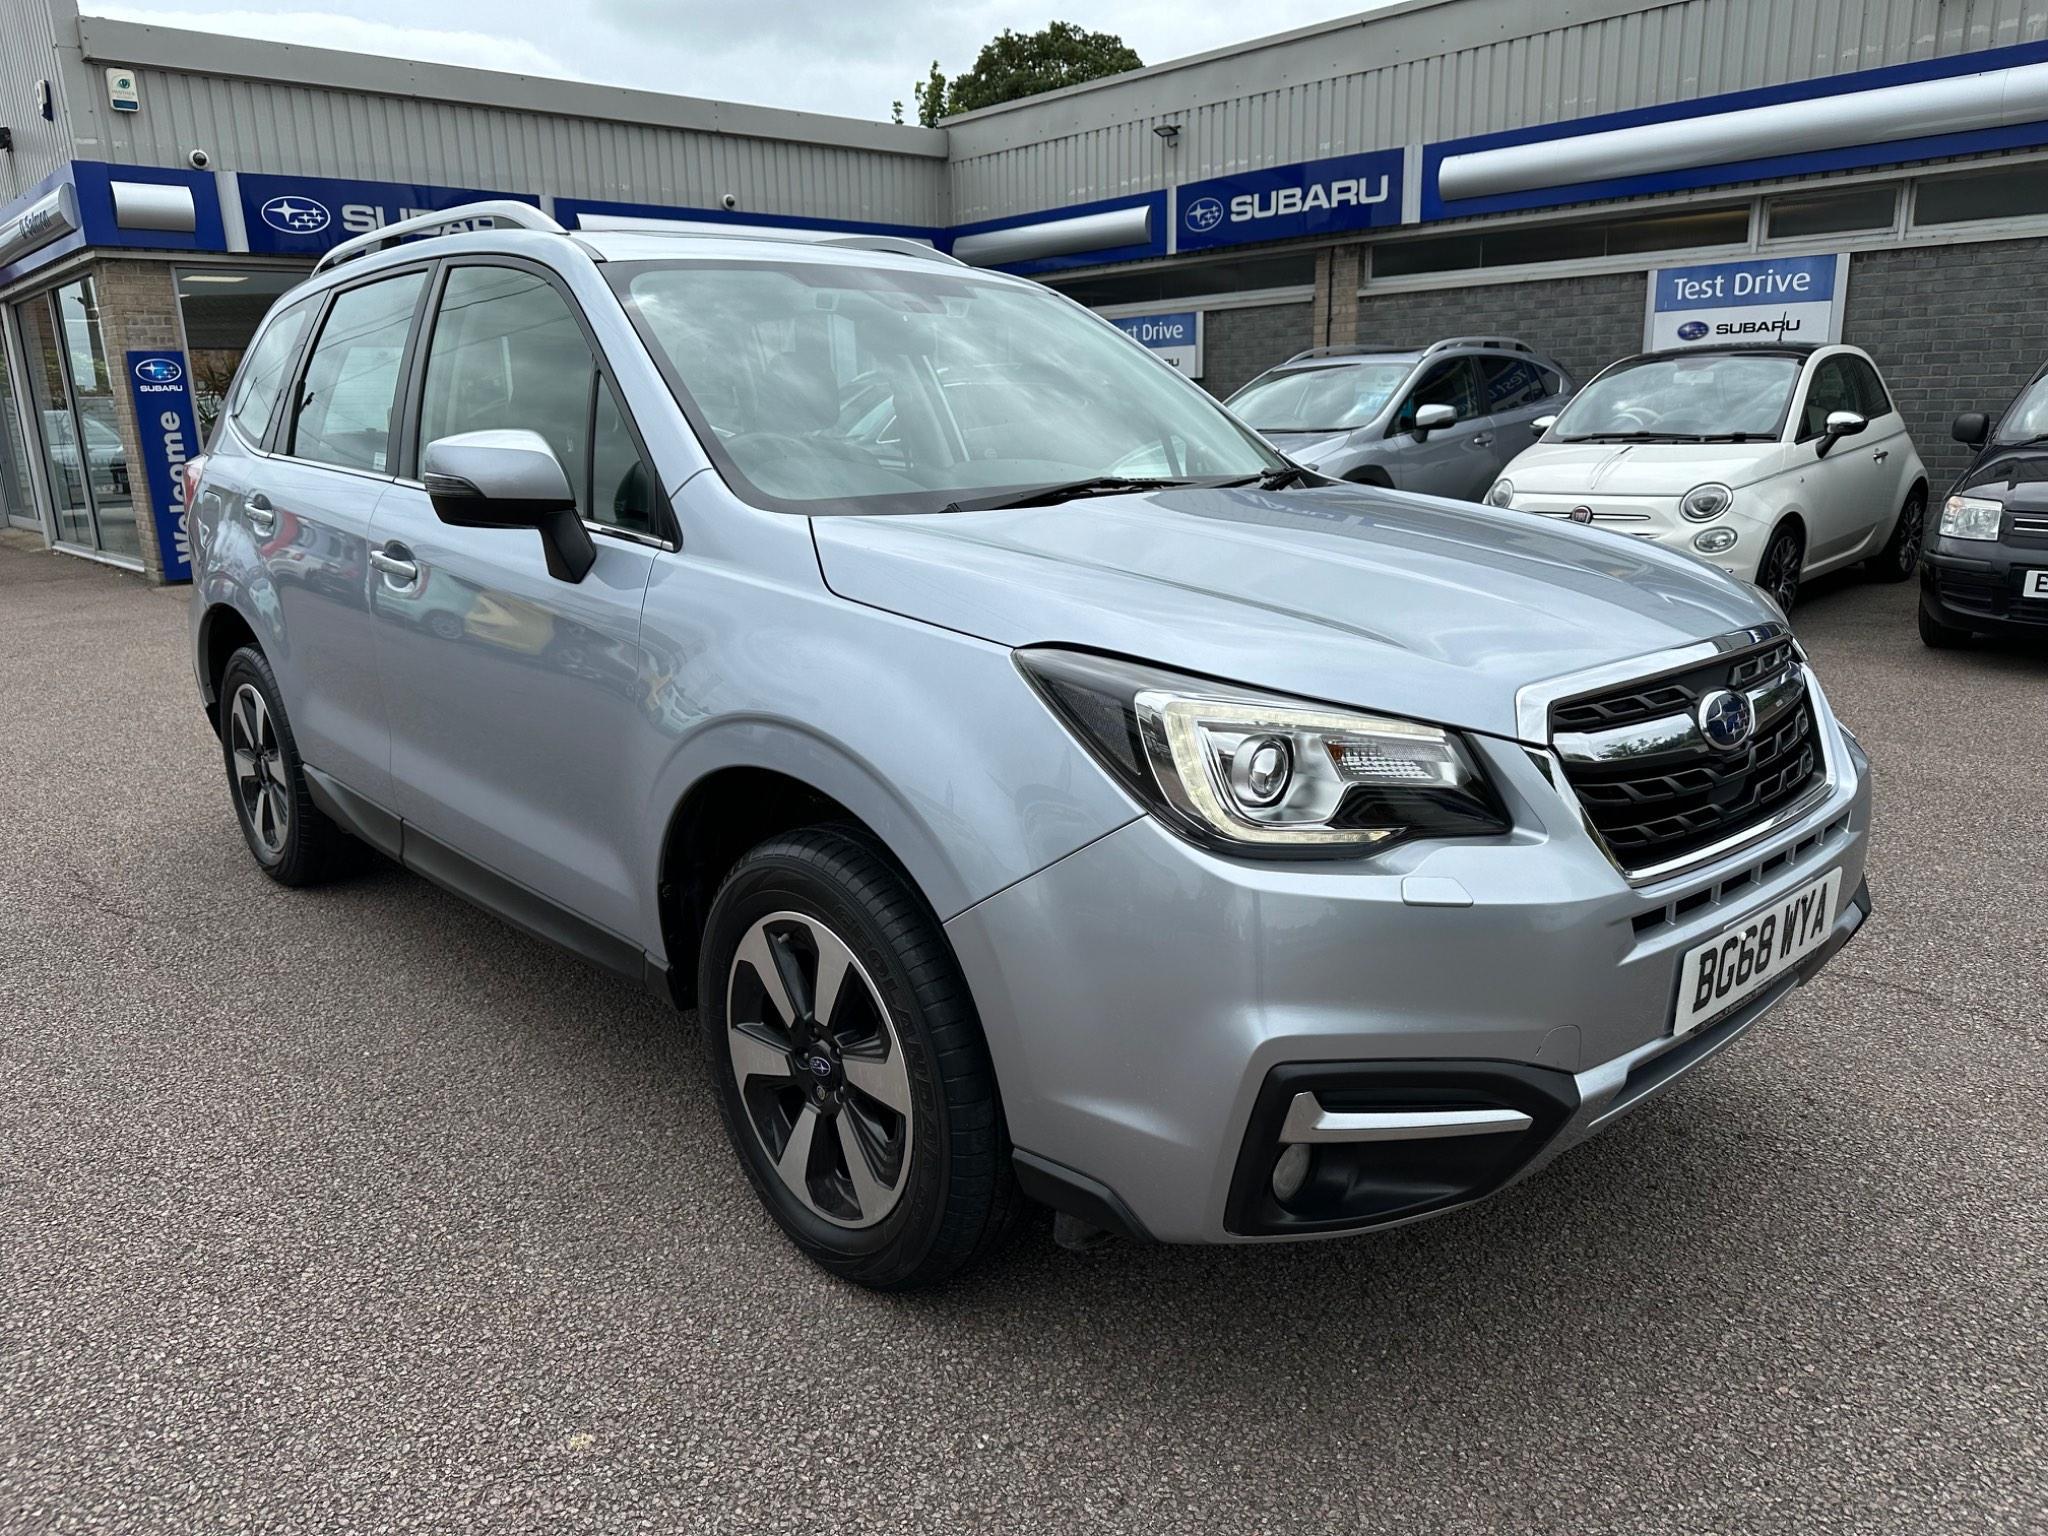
[289,271,427,473]
[1478,356,1550,413]
[227,297,311,448]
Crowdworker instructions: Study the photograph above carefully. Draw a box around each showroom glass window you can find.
[289,271,427,473]
[14,277,136,560]
[418,266,655,535]
[175,269,306,438]
[0,316,37,530]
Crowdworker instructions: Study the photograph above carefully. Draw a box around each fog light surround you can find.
[1693,526,1739,554]
[1270,1142,1312,1202]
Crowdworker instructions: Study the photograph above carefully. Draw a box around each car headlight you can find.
[1680,482,1734,522]
[1485,478,1514,508]
[1939,494,2004,541]
[1016,649,1508,857]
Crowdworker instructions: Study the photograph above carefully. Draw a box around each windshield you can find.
[1226,362,1412,433]
[1550,353,1801,441]
[1996,373,2048,444]
[610,259,1281,513]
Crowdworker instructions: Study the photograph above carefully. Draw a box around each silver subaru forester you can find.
[187,204,1872,1288]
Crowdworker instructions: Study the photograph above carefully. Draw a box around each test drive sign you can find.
[126,349,198,582]
[1646,253,1848,350]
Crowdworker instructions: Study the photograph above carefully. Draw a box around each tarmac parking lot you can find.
[1,529,2042,1534]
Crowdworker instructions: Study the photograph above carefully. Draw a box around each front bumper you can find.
[1922,542,2048,637]
[946,714,1872,1244]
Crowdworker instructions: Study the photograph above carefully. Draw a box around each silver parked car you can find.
[187,206,1872,1289]
[1226,337,1574,499]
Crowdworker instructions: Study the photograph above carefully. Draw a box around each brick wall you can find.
[1842,237,2048,489]
[1202,302,1313,399]
[90,258,183,582]
[1353,267,1648,387]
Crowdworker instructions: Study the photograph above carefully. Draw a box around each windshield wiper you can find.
[1555,432,1711,443]
[940,476,1190,513]
[1218,464,1314,490]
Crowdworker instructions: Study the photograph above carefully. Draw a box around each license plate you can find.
[1672,867,1842,1037]
[2023,570,2048,601]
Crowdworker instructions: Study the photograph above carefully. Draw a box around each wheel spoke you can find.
[810,925,856,1033]
[836,1112,893,1221]
[734,925,799,1030]
[775,1103,822,1208]
[232,690,258,753]
[264,753,289,789]
[841,1047,911,1117]
[252,692,273,753]
[232,748,259,784]
[728,1023,794,1088]
[768,928,813,1024]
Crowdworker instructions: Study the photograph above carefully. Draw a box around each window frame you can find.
[399,253,677,549]
[275,259,435,479]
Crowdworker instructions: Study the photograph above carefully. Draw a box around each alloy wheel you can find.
[229,683,290,857]
[726,911,913,1229]
[1896,496,1925,576]
[1763,533,1802,612]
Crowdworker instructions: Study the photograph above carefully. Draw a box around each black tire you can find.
[698,827,1019,1289]
[1758,522,1805,612]
[217,646,349,886]
[1918,601,1972,649]
[1866,487,1926,582]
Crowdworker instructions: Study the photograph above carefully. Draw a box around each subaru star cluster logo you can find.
[134,357,182,385]
[1677,320,1711,341]
[259,195,331,234]
[1697,688,1757,752]
[1183,196,1225,234]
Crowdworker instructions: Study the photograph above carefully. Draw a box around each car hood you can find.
[811,484,1778,743]
[1255,428,1358,466]
[1956,446,2048,503]
[1506,440,1774,496]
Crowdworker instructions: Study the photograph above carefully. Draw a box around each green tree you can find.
[904,22,1141,126]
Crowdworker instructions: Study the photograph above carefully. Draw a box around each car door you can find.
[244,267,431,806]
[1386,356,1496,499]
[368,258,667,942]
[1477,354,1561,477]
[1792,354,1891,564]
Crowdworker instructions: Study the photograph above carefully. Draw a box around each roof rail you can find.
[311,201,566,274]
[570,213,965,266]
[1282,343,1411,365]
[1423,335,1534,356]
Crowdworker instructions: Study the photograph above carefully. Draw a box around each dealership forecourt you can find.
[8,0,2048,579]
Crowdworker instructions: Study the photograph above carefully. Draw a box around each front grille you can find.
[2009,510,2048,544]
[1551,641,1824,874]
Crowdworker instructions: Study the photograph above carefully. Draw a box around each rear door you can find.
[1478,354,1566,471]
[245,266,431,804]
[368,258,666,940]
[1386,356,1496,500]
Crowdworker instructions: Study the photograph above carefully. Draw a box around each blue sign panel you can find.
[125,350,200,583]
[237,172,540,256]
[1646,253,1847,349]
[1176,150,1405,252]
[1107,310,1202,375]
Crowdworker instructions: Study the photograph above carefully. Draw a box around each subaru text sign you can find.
[125,349,198,583]
[1647,253,1848,350]
[1108,310,1203,378]
[237,172,539,255]
[1176,149,1405,252]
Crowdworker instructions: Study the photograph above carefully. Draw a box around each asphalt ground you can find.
[1,529,2042,1534]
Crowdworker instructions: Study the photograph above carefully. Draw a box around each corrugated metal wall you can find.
[89,67,948,226]
[948,0,2048,221]
[0,1,77,201]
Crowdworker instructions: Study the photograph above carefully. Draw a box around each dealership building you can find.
[5,0,2048,580]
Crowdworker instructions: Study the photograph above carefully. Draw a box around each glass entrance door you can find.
[0,313,38,531]
[17,276,139,562]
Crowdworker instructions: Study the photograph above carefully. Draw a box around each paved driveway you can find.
[1,532,2041,1533]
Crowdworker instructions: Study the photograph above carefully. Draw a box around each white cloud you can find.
[86,7,570,80]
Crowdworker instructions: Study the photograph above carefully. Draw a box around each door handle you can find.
[370,544,420,589]
[1872,449,1889,462]
[1471,433,1494,447]
[247,492,275,535]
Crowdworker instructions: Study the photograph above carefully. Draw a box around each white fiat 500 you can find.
[1485,343,1927,609]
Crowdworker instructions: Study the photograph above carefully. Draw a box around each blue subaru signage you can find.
[1107,310,1203,377]
[1646,253,1848,349]
[237,172,540,256]
[1176,149,1405,252]
[125,350,199,582]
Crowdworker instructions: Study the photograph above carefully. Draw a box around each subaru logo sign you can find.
[1677,319,1711,341]
[1183,196,1225,234]
[134,356,182,385]
[259,195,332,234]
[1697,689,1757,752]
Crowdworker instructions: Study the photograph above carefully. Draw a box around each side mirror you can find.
[1815,410,1866,457]
[422,430,594,584]
[1951,411,1990,447]
[1531,414,1557,438]
[1411,402,1458,439]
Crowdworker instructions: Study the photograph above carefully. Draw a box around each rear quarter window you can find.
[225,297,312,447]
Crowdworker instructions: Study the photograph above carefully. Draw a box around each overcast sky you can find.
[90,1,1393,123]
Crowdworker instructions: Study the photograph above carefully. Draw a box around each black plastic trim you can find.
[1012,1150,1155,1242]
[302,764,402,860]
